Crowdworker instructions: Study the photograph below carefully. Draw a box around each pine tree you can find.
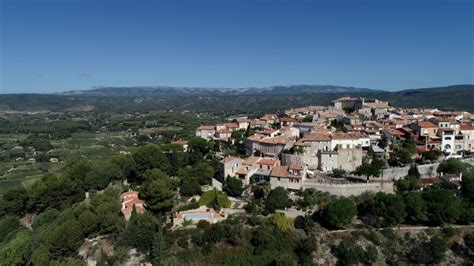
[152,228,166,266]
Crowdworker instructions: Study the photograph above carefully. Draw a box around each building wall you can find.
[318,152,338,172]
[270,176,303,190]
[245,140,287,157]
[337,148,363,172]
[461,130,474,152]
[303,181,394,196]
[282,154,319,170]
[381,158,474,180]
[196,129,215,140]
[441,131,455,154]
[220,159,244,179]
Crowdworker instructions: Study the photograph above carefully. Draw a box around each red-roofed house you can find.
[279,117,298,127]
[219,156,245,179]
[269,162,307,190]
[121,190,145,220]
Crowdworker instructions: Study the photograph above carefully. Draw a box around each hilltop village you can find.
[194,96,474,193]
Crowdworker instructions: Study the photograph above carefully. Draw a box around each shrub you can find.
[196,220,212,230]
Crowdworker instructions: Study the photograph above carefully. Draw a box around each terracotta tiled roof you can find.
[279,117,298,123]
[460,124,474,130]
[121,190,139,200]
[417,121,438,128]
[331,132,368,140]
[304,133,331,142]
[197,125,216,130]
[220,156,240,164]
[257,136,289,145]
[289,161,304,170]
[236,166,250,175]
[270,165,289,178]
[243,156,261,164]
[123,198,145,209]
[258,158,278,165]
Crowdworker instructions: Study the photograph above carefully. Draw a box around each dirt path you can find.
[328,224,474,234]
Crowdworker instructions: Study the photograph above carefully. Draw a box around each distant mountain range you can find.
[61,85,381,97]
[1,84,473,113]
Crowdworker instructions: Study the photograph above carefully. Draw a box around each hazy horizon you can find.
[1,0,473,94]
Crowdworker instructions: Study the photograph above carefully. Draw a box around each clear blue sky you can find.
[1,0,473,93]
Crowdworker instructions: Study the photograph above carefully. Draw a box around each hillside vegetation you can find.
[1,85,473,113]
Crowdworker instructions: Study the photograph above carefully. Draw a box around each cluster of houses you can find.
[194,97,474,191]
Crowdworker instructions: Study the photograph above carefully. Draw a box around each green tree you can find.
[112,155,138,182]
[84,160,122,191]
[336,240,365,265]
[365,244,378,264]
[404,192,427,224]
[388,140,416,166]
[321,197,357,229]
[30,245,51,265]
[423,188,462,225]
[124,211,159,251]
[143,168,172,185]
[48,219,84,258]
[409,236,448,264]
[302,115,313,122]
[27,173,84,212]
[187,136,212,155]
[199,189,231,211]
[62,158,91,182]
[223,177,244,197]
[354,160,381,179]
[152,229,167,265]
[437,158,466,175]
[407,164,421,178]
[0,216,20,242]
[266,213,293,231]
[178,161,216,185]
[372,192,406,226]
[140,177,176,216]
[265,187,291,213]
[0,187,29,216]
[395,175,421,193]
[179,177,202,196]
[423,149,442,161]
[32,208,60,229]
[461,167,474,201]
[133,144,171,175]
[78,210,99,236]
[332,168,346,179]
[464,234,474,252]
[0,230,32,265]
